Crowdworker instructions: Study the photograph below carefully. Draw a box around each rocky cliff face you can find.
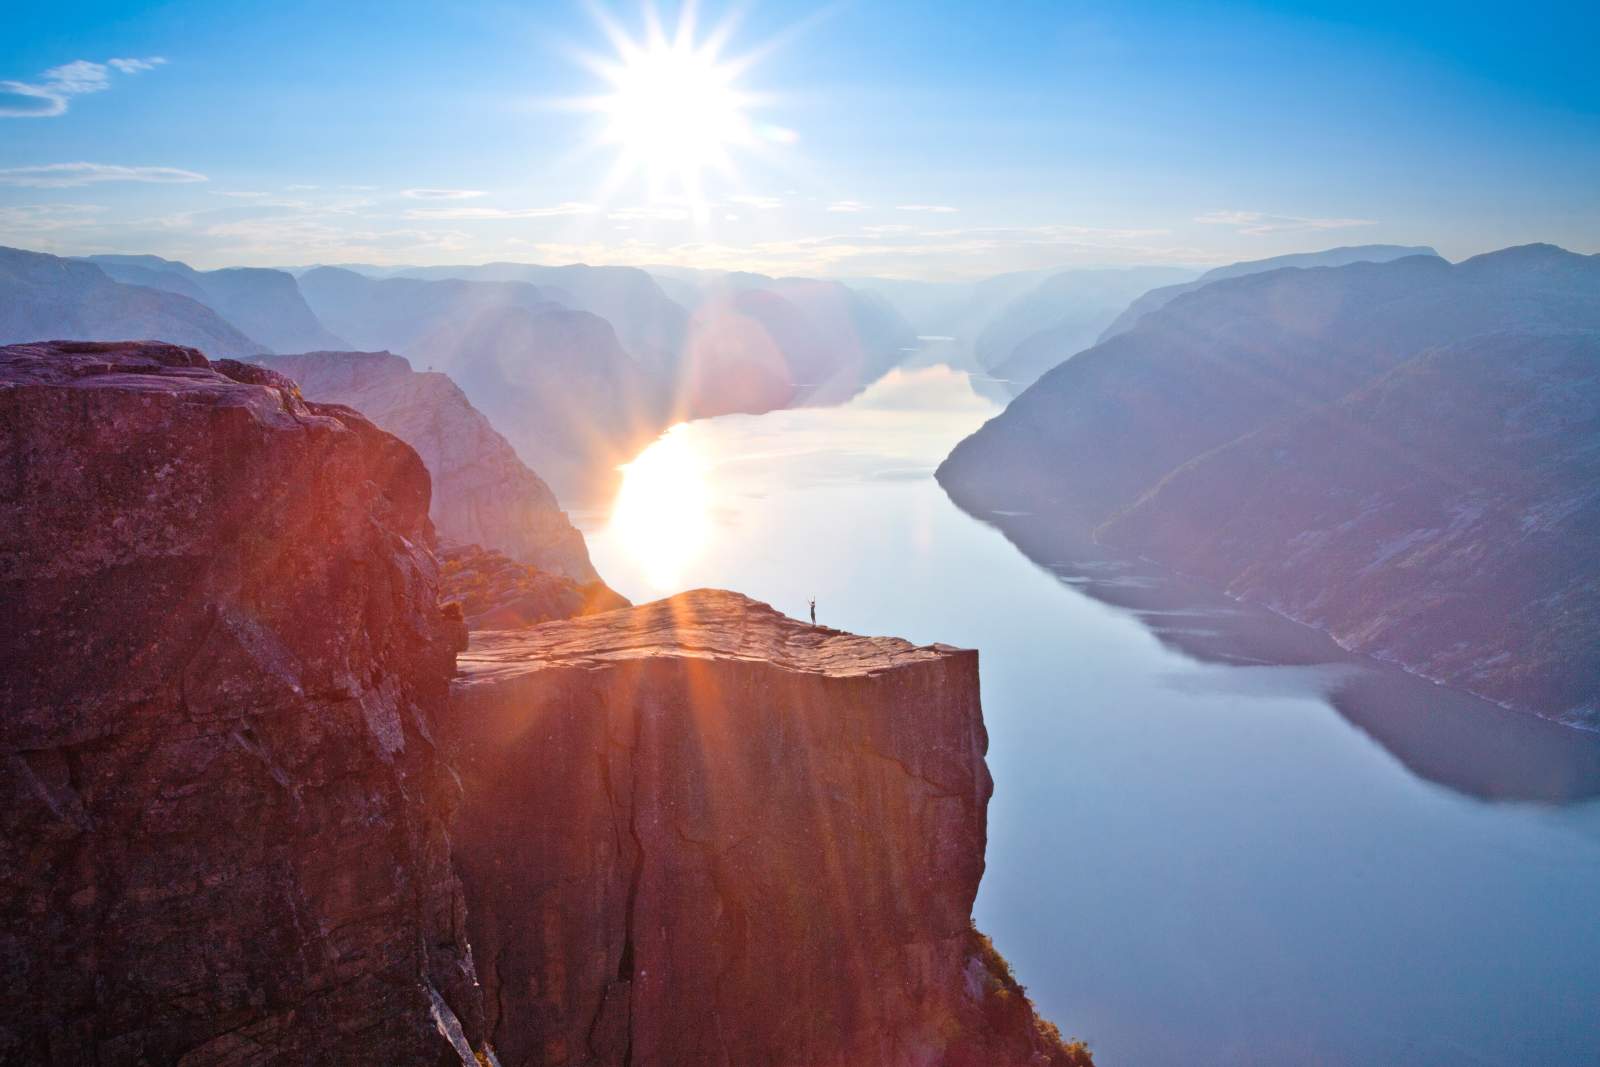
[0,341,487,1064]
[448,590,1082,1067]
[256,350,599,581]
[1,341,1085,1066]
[441,543,628,629]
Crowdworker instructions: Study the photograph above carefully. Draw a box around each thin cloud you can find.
[401,202,598,220]
[402,188,487,200]
[0,57,166,118]
[896,204,958,213]
[827,200,869,213]
[0,163,207,188]
[729,194,782,210]
[1196,209,1375,235]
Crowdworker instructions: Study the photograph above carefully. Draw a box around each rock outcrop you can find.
[441,543,628,629]
[447,590,1083,1067]
[255,350,599,581]
[0,341,487,1064]
[1,341,1087,1066]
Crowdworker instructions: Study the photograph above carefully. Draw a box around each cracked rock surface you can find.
[0,341,486,1065]
[449,589,1076,1067]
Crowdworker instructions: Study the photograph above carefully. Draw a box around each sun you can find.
[581,5,778,212]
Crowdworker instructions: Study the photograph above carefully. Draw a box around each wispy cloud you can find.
[0,57,165,118]
[827,200,868,213]
[608,206,692,222]
[729,194,782,210]
[401,202,598,220]
[402,188,487,200]
[896,204,958,214]
[0,163,207,188]
[1195,209,1375,235]
[0,204,108,233]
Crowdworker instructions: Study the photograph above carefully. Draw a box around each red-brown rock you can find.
[448,589,1081,1067]
[0,341,488,1065]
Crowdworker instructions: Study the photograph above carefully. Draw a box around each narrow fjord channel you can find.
[576,366,1600,1067]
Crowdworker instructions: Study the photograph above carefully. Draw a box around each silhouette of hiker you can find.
[809,598,816,626]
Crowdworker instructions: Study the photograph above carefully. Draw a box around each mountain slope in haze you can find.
[392,261,687,378]
[446,305,663,497]
[938,244,1600,724]
[85,253,346,353]
[296,265,558,359]
[297,267,662,495]
[254,350,601,582]
[1104,327,1600,723]
[973,266,1194,392]
[650,266,918,413]
[1098,244,1439,341]
[0,246,263,357]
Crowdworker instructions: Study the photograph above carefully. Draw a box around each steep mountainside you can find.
[296,268,662,496]
[973,266,1194,392]
[394,262,688,379]
[255,350,600,580]
[938,244,1600,723]
[86,254,347,352]
[1098,243,1438,341]
[450,590,1089,1067]
[0,246,262,357]
[1102,328,1600,723]
[446,305,663,497]
[654,268,917,415]
[0,341,486,1064]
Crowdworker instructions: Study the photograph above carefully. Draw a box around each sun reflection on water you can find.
[606,423,712,592]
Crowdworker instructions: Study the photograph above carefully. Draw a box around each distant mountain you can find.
[296,266,556,359]
[1098,244,1438,341]
[0,246,263,357]
[973,266,1194,392]
[938,244,1600,725]
[649,267,918,413]
[254,350,600,581]
[85,254,346,353]
[448,305,663,498]
[297,267,662,498]
[390,262,687,378]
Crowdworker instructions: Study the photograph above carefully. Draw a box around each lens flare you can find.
[606,425,712,592]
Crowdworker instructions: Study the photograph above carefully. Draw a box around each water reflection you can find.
[606,424,714,592]
[578,365,1600,1065]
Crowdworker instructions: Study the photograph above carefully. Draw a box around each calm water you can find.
[574,366,1600,1067]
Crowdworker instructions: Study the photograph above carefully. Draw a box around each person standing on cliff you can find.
[809,597,816,626]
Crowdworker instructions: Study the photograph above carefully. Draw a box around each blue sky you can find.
[2,0,1595,276]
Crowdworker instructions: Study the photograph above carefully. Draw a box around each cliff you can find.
[441,542,628,629]
[938,244,1600,724]
[255,349,599,581]
[448,590,1083,1067]
[1,340,1085,1065]
[0,341,487,1063]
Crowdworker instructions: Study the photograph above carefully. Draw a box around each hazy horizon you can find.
[3,1,1596,279]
